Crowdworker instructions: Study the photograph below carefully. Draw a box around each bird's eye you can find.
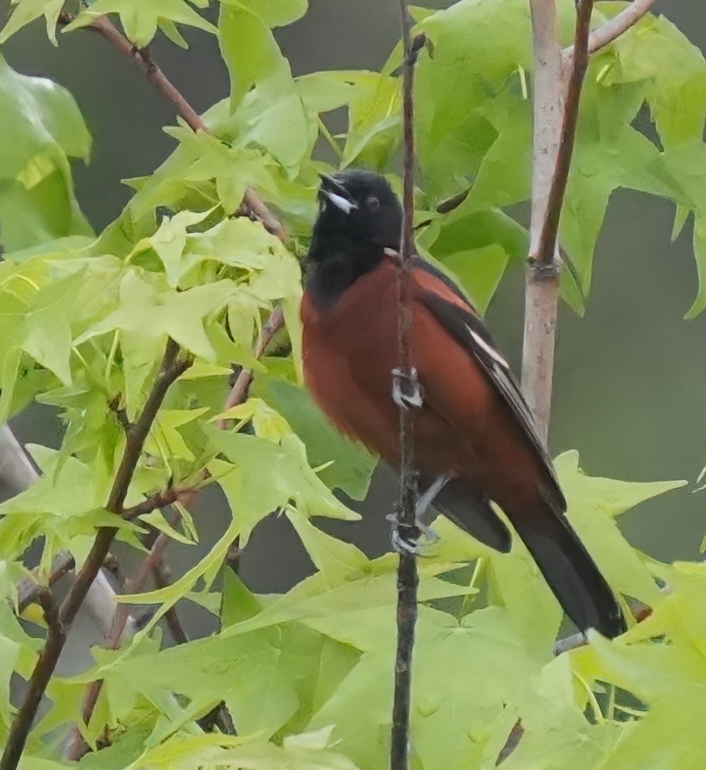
[366,195,380,210]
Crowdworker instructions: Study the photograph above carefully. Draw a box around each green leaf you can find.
[138,509,196,545]
[65,0,216,49]
[572,562,706,770]
[221,569,262,627]
[76,271,234,411]
[418,207,528,313]
[0,0,65,46]
[144,408,210,462]
[0,54,92,251]
[415,0,532,198]
[599,3,706,148]
[559,77,672,308]
[134,209,212,288]
[219,0,308,28]
[253,376,376,500]
[554,450,685,608]
[296,70,390,115]
[0,447,141,573]
[208,427,359,546]
[342,74,400,169]
[129,730,360,770]
[498,654,622,769]
[651,143,706,317]
[217,10,317,175]
[219,5,287,109]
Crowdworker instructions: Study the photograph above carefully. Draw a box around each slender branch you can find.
[57,12,284,239]
[85,17,207,132]
[2,585,65,770]
[122,486,195,520]
[536,1,593,267]
[565,0,658,58]
[64,528,177,760]
[218,306,285,427]
[6,589,67,768]
[66,301,282,750]
[521,0,593,443]
[65,298,282,753]
[390,7,422,770]
[0,340,190,770]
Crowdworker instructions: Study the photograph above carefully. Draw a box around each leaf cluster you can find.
[0,1,705,769]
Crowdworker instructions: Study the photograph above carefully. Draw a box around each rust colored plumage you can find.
[301,170,626,638]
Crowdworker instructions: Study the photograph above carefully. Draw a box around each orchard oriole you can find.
[301,169,626,639]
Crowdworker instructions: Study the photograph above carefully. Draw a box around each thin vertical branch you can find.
[0,340,190,770]
[521,0,564,444]
[390,4,422,769]
[521,0,594,443]
[63,529,177,760]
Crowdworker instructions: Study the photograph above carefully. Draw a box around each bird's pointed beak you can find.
[318,173,357,214]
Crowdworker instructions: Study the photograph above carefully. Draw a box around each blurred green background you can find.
[1,0,705,595]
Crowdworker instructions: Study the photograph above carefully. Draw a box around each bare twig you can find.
[218,306,285,428]
[16,555,75,614]
[390,7,423,770]
[0,340,190,770]
[536,1,593,267]
[77,15,208,133]
[122,486,196,520]
[0,588,65,770]
[57,12,284,239]
[521,0,593,443]
[565,0,659,59]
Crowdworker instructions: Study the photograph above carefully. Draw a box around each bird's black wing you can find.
[414,257,565,512]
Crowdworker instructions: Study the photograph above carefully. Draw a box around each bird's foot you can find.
[392,367,424,410]
[387,512,438,556]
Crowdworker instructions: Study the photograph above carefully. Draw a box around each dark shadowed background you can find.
[1,0,705,607]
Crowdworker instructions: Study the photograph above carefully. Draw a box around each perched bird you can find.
[301,169,626,639]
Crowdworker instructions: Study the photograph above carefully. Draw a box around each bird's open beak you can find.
[319,173,357,214]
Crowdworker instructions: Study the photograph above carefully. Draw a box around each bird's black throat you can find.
[305,237,386,311]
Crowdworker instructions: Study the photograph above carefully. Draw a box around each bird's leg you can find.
[415,474,450,532]
[389,474,450,555]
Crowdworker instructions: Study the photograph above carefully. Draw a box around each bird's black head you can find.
[309,170,403,264]
[306,171,403,309]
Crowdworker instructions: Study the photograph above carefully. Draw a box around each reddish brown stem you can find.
[58,11,284,239]
[218,306,285,428]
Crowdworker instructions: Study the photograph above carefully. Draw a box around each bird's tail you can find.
[509,500,626,639]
